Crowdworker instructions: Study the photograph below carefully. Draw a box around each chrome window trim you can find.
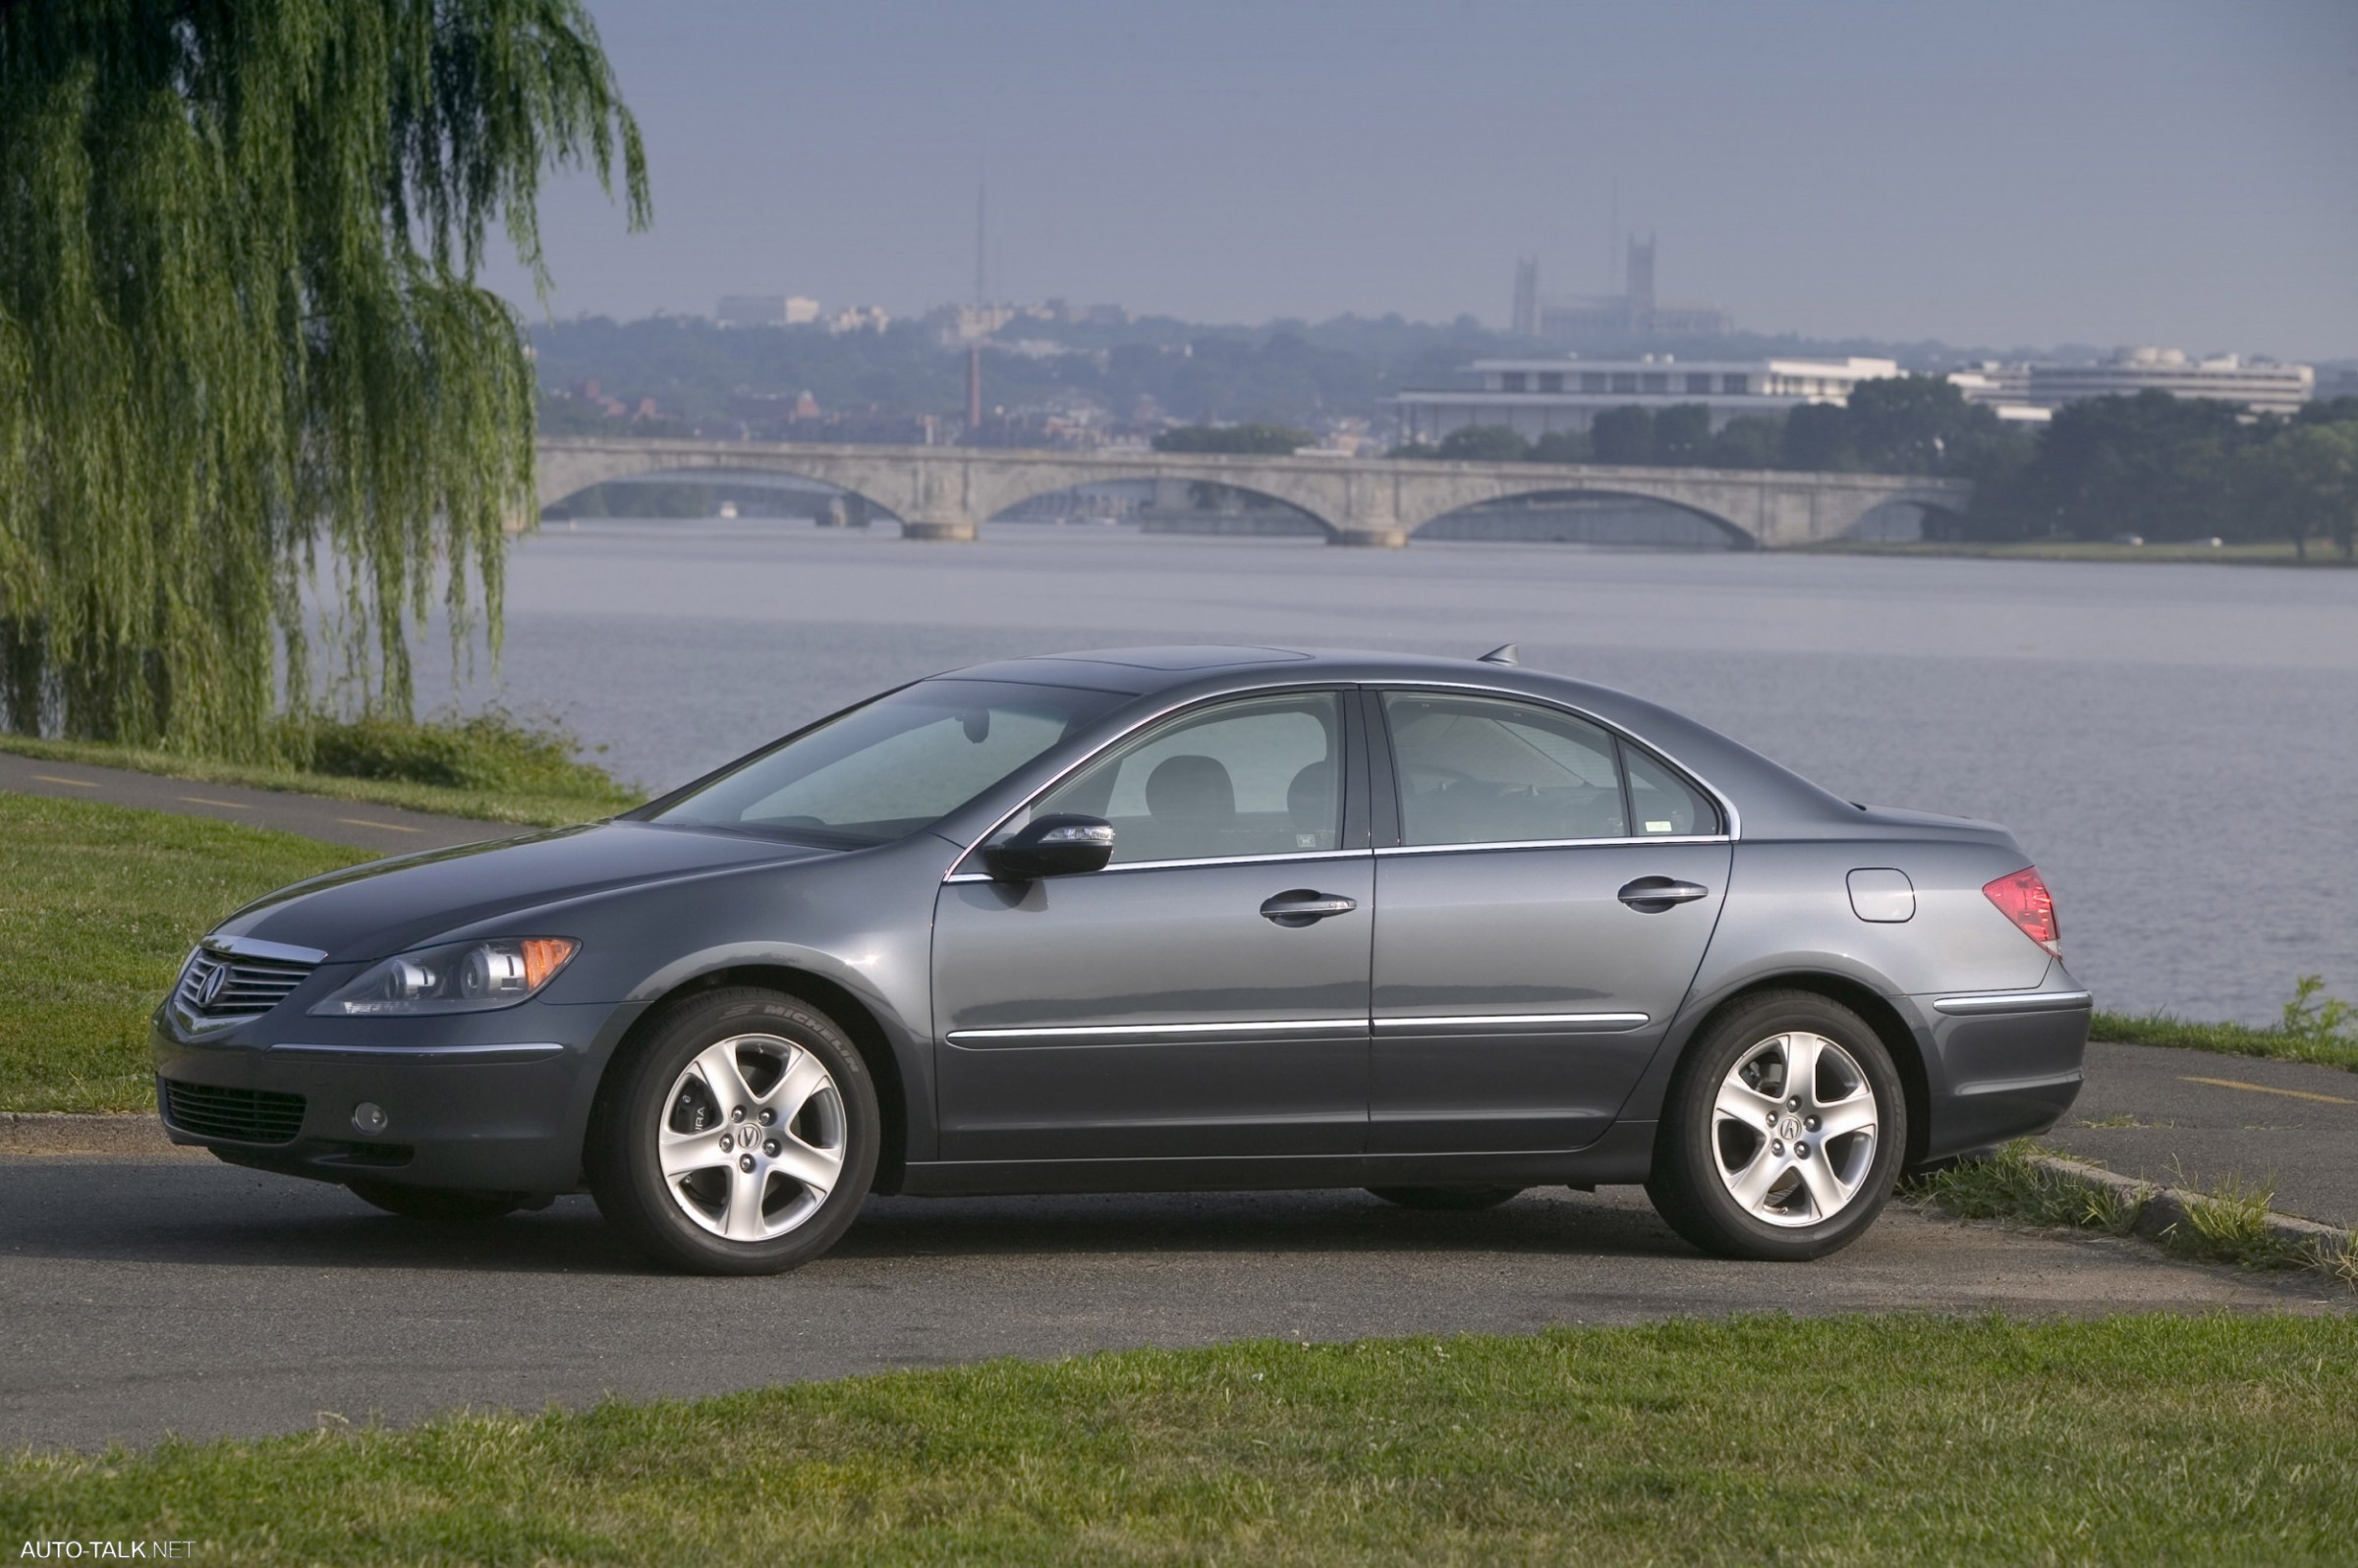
[1374,1011,1650,1032]
[946,1018,1368,1046]
[1932,990,2094,1016]
[201,934,330,966]
[941,673,1742,881]
[265,1041,569,1062]
[944,847,1371,885]
[1369,677,1743,843]
[1376,834,1729,857]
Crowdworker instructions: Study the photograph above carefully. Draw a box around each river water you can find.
[416,518,2358,1026]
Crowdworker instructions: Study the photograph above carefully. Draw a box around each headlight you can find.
[309,937,578,1016]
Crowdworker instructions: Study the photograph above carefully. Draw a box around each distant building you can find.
[1394,355,1898,443]
[1510,257,1540,338]
[715,295,819,327]
[2026,348,2312,416]
[823,305,890,334]
[1942,364,2049,427]
[944,304,1018,343]
[1518,238,1732,344]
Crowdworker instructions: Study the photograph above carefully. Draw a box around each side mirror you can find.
[983,813,1114,881]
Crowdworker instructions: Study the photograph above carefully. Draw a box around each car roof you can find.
[931,644,1876,838]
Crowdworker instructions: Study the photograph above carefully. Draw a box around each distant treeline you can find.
[1398,380,2358,557]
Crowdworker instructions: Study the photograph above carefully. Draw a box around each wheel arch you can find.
[586,963,913,1196]
[1645,970,1934,1170]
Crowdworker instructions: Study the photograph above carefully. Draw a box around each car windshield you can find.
[646,679,1131,847]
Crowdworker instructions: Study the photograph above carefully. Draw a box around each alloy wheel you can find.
[656,1033,846,1242]
[1709,1031,1880,1228]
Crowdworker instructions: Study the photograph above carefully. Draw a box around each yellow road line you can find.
[179,795,251,810]
[30,774,98,788]
[2180,1075,2356,1106]
[337,816,424,833]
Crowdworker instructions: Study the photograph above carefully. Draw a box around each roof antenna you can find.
[1478,644,1519,666]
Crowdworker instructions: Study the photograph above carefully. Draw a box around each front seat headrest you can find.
[1144,755,1236,821]
[1287,760,1335,829]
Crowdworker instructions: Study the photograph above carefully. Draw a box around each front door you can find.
[933,689,1374,1162]
[1368,689,1731,1153]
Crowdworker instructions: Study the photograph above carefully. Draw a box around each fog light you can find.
[352,1101,389,1136]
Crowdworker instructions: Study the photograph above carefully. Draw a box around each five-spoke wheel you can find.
[1647,990,1904,1260]
[656,1034,848,1242]
[590,986,877,1274]
[1708,1032,1881,1227]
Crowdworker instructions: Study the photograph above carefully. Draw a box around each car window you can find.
[1625,744,1718,836]
[648,679,1128,846]
[1029,692,1344,865]
[1382,692,1629,846]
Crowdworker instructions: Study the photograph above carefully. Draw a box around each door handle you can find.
[1260,889,1359,926]
[1617,876,1712,913]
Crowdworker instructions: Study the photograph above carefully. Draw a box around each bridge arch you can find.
[1406,484,1760,549]
[982,472,1338,539]
[533,445,913,528]
[537,463,904,528]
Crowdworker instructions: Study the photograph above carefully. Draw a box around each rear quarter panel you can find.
[1611,836,2058,1135]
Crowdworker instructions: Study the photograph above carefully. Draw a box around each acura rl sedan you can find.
[153,646,2090,1273]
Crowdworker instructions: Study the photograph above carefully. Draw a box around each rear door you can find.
[1367,688,1730,1153]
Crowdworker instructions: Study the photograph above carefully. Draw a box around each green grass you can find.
[5,1316,2354,1565]
[1905,1142,2143,1237]
[0,727,641,829]
[1796,538,2352,567]
[1907,1143,2358,1285]
[2092,1008,2358,1073]
[0,794,368,1112]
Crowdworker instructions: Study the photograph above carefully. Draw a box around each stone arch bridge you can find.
[535,437,1971,548]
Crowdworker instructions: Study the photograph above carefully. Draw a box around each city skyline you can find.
[479,0,2358,362]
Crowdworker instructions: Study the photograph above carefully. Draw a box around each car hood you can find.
[213,820,837,961]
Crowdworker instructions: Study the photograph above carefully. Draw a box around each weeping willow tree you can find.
[0,0,646,757]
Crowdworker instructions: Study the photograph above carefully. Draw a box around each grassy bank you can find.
[1907,1142,2358,1284]
[6,1316,2354,1564]
[0,720,642,829]
[1795,538,2352,567]
[2093,1007,2358,1073]
[0,794,367,1112]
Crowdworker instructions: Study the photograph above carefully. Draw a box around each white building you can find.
[2025,348,2311,416]
[1393,355,1899,443]
[823,305,890,335]
[1943,365,2049,428]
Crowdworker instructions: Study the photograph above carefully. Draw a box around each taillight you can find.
[1983,867,2061,958]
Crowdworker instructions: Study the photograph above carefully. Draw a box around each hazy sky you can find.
[484,0,2358,359]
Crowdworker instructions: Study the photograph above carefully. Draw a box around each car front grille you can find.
[159,1079,308,1145]
[176,949,313,1022]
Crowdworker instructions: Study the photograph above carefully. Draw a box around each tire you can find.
[347,1182,527,1222]
[587,986,879,1275]
[1366,1185,1525,1211]
[1645,989,1906,1261]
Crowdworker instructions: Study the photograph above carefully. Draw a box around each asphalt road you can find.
[0,750,527,853]
[1,1156,2340,1451]
[2049,1042,2358,1229]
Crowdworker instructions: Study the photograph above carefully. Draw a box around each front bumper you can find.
[150,1000,644,1194]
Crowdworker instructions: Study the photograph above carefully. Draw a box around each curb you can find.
[0,1111,195,1157]
[2026,1151,2354,1258]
